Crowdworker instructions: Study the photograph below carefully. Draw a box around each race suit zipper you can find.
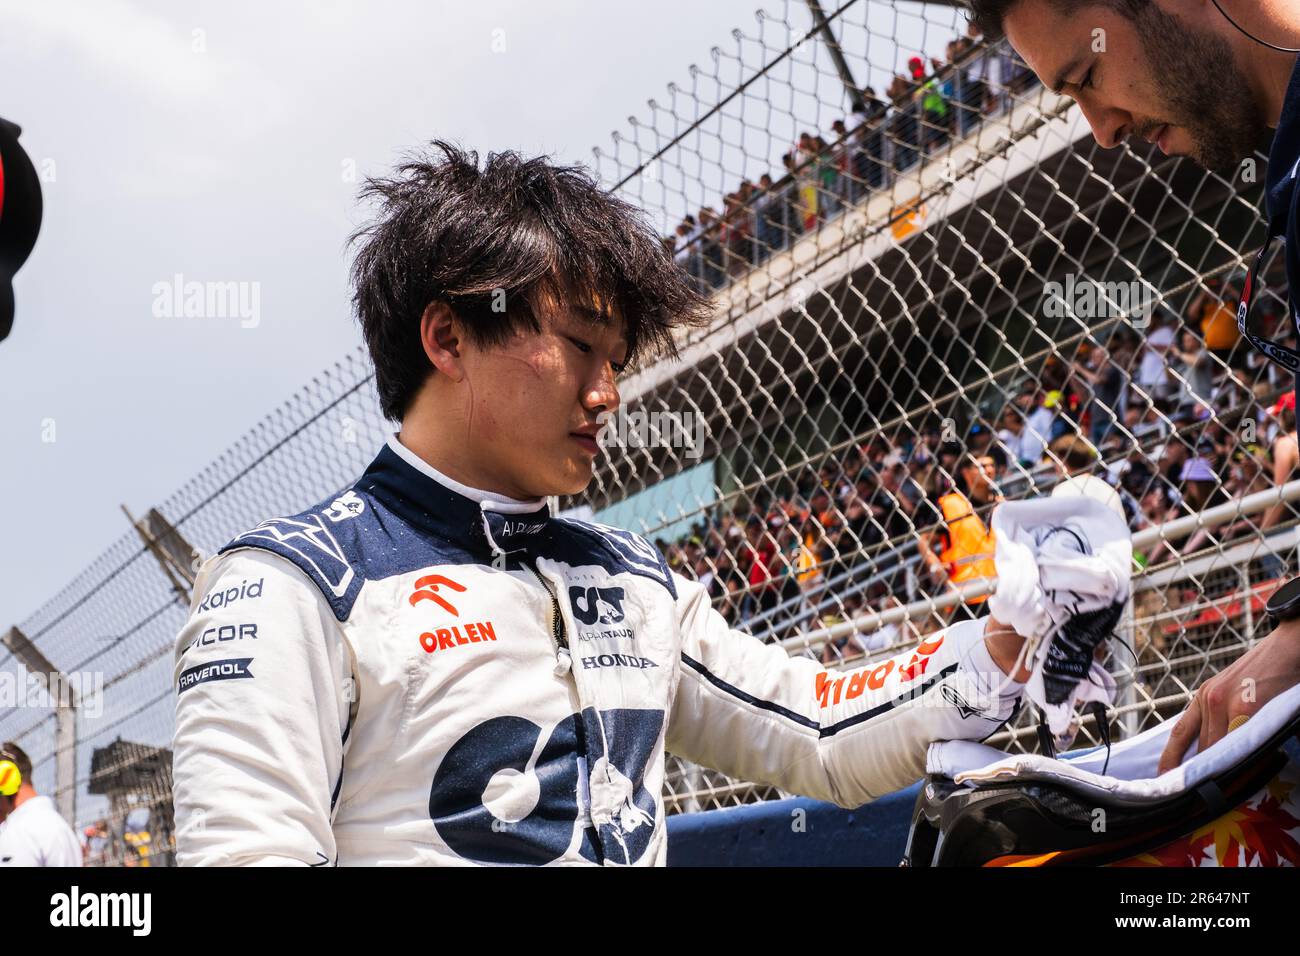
[525,559,571,674]
[525,557,603,863]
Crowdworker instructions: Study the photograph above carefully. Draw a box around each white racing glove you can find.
[986,491,1133,751]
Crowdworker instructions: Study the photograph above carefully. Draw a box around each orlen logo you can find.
[409,574,467,616]
[815,633,944,709]
[408,574,500,655]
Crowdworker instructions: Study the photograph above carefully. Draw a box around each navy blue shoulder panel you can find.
[219,487,482,622]
[545,517,678,601]
[219,444,680,618]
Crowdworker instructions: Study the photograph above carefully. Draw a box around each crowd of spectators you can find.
[653,270,1300,657]
[662,23,1041,294]
[638,21,1300,662]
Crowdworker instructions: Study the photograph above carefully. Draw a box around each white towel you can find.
[926,681,1300,807]
[986,495,1133,745]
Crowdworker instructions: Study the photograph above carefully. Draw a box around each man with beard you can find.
[963,0,1300,772]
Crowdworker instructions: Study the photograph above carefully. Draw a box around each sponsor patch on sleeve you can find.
[178,657,254,694]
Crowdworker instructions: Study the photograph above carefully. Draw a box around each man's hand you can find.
[1157,621,1300,774]
[983,613,1032,682]
[925,557,948,586]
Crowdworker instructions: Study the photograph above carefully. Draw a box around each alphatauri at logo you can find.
[569,586,626,626]
[323,490,365,522]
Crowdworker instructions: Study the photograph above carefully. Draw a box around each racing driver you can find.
[171,141,1041,866]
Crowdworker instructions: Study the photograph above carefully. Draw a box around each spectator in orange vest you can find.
[916,446,1005,621]
[1188,275,1241,365]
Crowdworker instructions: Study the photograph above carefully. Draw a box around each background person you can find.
[963,0,1300,771]
[0,742,82,867]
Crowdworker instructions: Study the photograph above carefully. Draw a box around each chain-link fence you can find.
[4,0,1296,861]
[584,0,1296,812]
[3,350,393,864]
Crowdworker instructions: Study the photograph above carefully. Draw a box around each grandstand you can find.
[2,0,1296,860]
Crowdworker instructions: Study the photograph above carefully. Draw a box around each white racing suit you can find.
[171,435,1026,866]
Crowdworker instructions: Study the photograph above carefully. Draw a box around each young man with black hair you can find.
[171,142,1045,867]
[962,0,1300,769]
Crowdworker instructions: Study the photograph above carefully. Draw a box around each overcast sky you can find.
[0,0,959,629]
